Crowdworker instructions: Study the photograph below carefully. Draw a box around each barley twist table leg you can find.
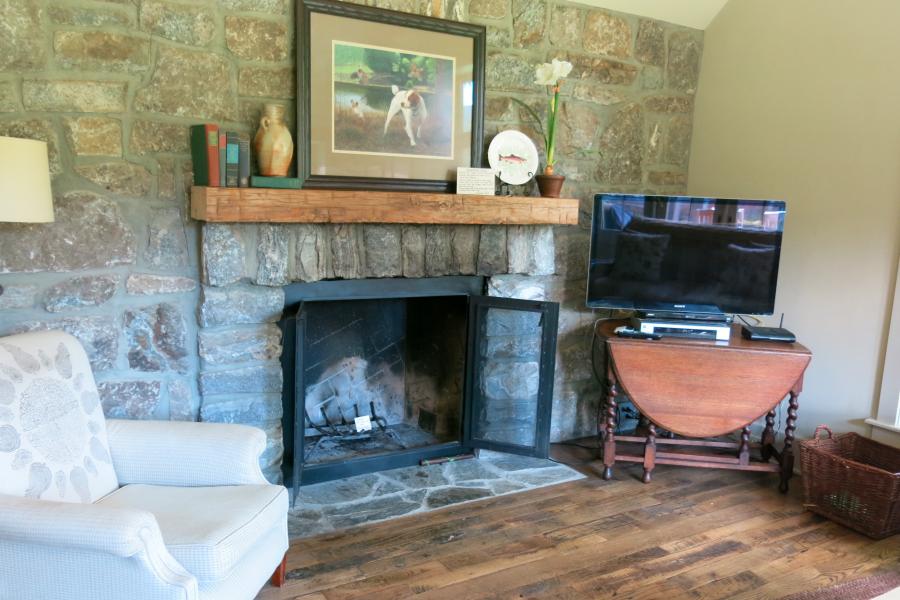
[761,409,776,461]
[739,426,751,466]
[642,424,657,483]
[779,391,799,493]
[602,368,618,481]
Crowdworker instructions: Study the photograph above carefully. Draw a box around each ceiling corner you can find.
[571,0,729,30]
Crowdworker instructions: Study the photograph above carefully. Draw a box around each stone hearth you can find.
[288,450,584,538]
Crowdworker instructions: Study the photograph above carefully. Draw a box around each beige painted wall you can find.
[688,0,900,438]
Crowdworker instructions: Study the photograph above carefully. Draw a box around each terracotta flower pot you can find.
[536,174,565,198]
[253,103,294,177]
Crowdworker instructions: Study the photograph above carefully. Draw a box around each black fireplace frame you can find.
[280,276,559,501]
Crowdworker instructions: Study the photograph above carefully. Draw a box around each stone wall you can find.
[0,0,700,478]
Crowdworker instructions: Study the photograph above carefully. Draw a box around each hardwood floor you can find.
[258,443,900,600]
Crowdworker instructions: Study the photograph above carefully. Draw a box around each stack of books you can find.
[190,124,250,187]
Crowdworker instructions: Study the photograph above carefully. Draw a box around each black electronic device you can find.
[738,314,796,343]
[587,194,787,315]
[741,325,796,342]
[614,326,661,340]
[637,307,732,323]
[633,307,732,340]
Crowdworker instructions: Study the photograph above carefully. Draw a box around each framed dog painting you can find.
[298,0,486,192]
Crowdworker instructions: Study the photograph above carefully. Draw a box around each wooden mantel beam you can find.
[190,186,580,225]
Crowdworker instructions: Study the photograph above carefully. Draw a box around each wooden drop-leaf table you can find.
[597,320,812,492]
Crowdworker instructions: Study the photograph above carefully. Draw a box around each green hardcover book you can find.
[238,135,250,188]
[189,124,219,186]
[250,175,301,189]
[225,131,240,187]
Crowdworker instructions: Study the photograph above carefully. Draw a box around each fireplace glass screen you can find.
[472,307,544,448]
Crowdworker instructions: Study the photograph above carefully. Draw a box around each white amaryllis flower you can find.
[534,58,573,85]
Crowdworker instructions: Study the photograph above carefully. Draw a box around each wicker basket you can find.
[799,425,900,539]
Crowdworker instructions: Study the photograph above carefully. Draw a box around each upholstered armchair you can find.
[0,331,289,600]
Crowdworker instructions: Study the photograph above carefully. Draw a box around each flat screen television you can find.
[587,194,787,315]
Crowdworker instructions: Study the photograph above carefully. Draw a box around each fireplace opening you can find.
[280,276,560,496]
[300,294,467,466]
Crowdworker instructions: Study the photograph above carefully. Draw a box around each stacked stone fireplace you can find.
[198,222,558,483]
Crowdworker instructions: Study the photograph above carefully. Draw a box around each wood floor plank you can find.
[384,498,768,599]
[686,570,768,599]
[258,445,900,600]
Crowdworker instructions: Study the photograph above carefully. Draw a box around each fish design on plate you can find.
[488,131,540,186]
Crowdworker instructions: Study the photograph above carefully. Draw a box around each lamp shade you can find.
[0,136,54,223]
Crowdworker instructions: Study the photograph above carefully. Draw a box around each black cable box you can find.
[740,325,796,343]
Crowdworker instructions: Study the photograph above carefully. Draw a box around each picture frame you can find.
[297,0,486,192]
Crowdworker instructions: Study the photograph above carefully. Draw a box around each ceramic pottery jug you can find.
[253,103,294,177]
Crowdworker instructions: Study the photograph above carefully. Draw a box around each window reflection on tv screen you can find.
[587,195,787,315]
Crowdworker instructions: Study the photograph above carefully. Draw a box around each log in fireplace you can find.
[280,276,558,502]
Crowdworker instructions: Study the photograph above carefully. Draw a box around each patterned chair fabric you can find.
[0,331,119,502]
[0,331,289,600]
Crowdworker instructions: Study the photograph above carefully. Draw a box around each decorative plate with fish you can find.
[487,130,539,186]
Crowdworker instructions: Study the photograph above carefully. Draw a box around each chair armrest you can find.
[0,494,159,557]
[0,495,198,599]
[106,419,269,486]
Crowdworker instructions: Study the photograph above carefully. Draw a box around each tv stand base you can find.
[597,319,811,493]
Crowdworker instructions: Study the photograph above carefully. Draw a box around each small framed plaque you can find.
[456,167,496,195]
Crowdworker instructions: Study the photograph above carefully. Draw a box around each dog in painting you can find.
[350,99,365,119]
[384,85,428,147]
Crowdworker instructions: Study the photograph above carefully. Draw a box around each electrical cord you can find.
[735,313,761,327]
[589,308,621,383]
[590,317,605,384]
